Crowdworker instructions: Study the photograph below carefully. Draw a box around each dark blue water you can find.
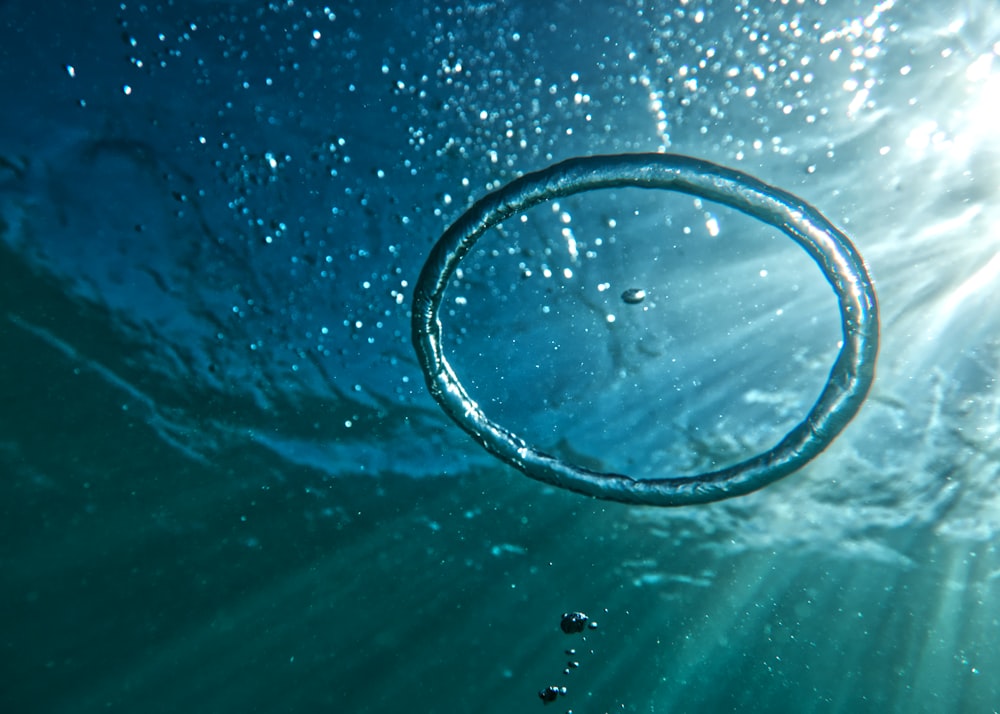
[3,1,1000,712]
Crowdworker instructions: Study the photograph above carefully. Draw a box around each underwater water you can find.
[2,0,999,711]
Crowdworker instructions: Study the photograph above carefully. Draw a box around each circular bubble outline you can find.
[412,153,879,506]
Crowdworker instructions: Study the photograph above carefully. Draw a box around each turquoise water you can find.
[3,1,1000,712]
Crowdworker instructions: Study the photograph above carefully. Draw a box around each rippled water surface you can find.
[2,0,999,711]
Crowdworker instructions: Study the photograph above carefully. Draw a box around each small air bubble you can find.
[621,288,646,304]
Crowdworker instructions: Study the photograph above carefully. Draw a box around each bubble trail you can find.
[412,153,879,507]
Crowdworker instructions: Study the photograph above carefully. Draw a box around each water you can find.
[2,0,999,712]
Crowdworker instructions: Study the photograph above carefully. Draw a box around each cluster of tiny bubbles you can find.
[199,1,623,405]
[63,0,906,490]
[620,0,902,166]
[126,2,456,408]
[198,2,751,410]
[429,0,903,334]
[537,611,600,708]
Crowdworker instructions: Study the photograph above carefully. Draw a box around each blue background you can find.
[2,0,999,711]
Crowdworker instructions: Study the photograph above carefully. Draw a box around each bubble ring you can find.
[412,154,878,506]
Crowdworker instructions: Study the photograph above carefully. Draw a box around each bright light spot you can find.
[847,87,870,115]
[905,120,943,152]
[562,228,579,260]
[966,53,994,83]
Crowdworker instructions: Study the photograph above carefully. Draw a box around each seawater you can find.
[2,0,999,712]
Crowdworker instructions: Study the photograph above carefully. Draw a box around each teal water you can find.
[2,241,997,711]
[3,0,1000,712]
